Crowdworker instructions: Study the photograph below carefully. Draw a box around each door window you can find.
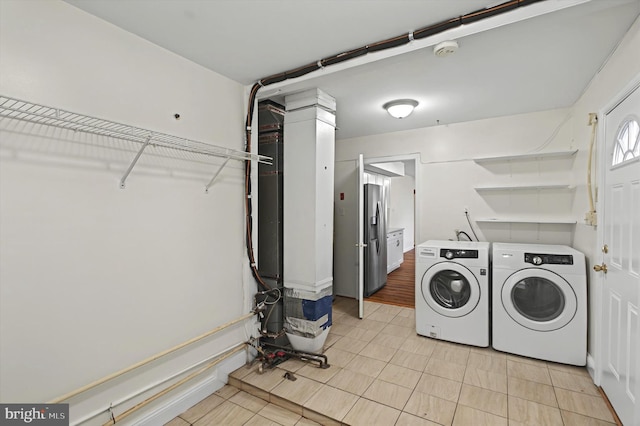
[511,277,565,321]
[612,117,639,167]
[430,270,471,309]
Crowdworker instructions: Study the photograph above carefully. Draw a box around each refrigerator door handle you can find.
[376,202,382,254]
[371,238,379,252]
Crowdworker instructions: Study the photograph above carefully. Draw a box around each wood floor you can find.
[366,248,415,308]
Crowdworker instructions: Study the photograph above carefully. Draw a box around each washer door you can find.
[501,268,577,331]
[421,262,480,318]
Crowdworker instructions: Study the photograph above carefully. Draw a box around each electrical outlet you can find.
[585,211,597,226]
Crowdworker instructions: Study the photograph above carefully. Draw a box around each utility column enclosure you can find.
[282,89,336,352]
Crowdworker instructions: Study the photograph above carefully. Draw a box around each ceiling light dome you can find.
[383,99,419,119]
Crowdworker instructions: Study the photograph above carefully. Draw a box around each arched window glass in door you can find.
[612,117,640,166]
[430,270,471,309]
[511,277,565,322]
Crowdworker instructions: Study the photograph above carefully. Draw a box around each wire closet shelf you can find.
[0,95,272,190]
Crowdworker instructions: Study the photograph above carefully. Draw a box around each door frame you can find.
[363,153,422,250]
[594,73,640,385]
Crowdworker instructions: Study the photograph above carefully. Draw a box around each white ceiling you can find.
[64,0,640,140]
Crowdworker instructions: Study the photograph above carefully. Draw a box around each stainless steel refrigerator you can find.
[364,183,387,296]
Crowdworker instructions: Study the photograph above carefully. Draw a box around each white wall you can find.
[0,1,254,424]
[337,108,576,244]
[389,175,415,251]
[335,15,640,366]
[569,17,640,363]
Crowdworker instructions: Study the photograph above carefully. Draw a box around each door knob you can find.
[593,263,608,273]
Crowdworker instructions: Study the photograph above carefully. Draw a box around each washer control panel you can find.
[525,252,573,266]
[440,249,479,259]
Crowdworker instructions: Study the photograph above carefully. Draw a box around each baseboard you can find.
[130,351,247,426]
[586,353,597,383]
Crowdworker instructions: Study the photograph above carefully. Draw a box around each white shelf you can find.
[473,150,578,164]
[0,95,271,190]
[474,184,574,192]
[476,218,577,225]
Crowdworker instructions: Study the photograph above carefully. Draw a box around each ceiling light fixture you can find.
[383,99,419,119]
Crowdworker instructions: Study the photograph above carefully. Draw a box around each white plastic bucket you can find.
[285,327,330,353]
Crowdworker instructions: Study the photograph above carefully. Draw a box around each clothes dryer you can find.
[415,241,490,347]
[492,243,587,365]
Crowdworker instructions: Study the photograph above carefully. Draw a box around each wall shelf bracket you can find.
[120,135,152,189]
[205,157,230,193]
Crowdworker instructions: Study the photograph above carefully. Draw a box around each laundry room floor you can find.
[166,297,618,426]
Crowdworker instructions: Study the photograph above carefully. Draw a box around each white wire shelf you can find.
[0,95,271,190]
[476,218,577,225]
[473,150,578,164]
[474,184,574,192]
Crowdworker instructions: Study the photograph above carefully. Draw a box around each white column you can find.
[283,89,336,292]
[282,89,336,351]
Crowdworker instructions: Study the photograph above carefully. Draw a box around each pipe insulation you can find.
[243,0,549,290]
[71,343,247,426]
[48,312,256,404]
[101,344,246,426]
[255,0,545,87]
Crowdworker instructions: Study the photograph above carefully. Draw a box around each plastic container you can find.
[286,327,330,353]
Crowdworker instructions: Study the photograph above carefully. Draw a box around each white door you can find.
[357,154,365,318]
[333,155,365,318]
[599,83,640,426]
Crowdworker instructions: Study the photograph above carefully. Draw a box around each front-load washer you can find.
[492,242,587,365]
[416,240,490,347]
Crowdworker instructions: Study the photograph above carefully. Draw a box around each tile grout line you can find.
[550,367,563,424]
[226,299,614,426]
[505,368,510,425]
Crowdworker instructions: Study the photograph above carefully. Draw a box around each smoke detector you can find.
[434,40,459,57]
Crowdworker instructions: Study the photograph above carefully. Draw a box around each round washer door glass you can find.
[430,270,472,309]
[512,277,565,321]
[422,262,480,318]
[501,268,577,331]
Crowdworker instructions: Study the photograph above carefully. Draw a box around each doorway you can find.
[365,248,415,307]
[364,154,420,308]
[333,153,421,315]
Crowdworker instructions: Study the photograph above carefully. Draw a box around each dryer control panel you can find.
[440,249,479,260]
[525,253,573,266]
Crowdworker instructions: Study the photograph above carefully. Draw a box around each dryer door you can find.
[501,268,577,331]
[421,262,480,318]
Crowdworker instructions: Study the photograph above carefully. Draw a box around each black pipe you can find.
[413,18,462,40]
[244,0,550,290]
